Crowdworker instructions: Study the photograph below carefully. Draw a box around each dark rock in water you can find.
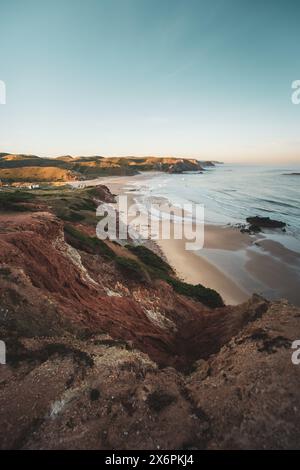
[240,217,286,235]
[282,173,300,176]
[248,224,262,233]
[240,227,250,234]
[246,216,286,229]
[240,224,261,234]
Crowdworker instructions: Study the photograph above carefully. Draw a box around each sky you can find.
[0,0,300,163]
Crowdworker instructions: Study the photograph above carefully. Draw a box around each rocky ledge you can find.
[240,216,287,234]
[0,185,299,449]
[0,297,299,450]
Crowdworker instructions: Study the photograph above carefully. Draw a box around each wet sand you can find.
[70,172,160,192]
[156,226,300,306]
[75,174,300,306]
[157,226,251,305]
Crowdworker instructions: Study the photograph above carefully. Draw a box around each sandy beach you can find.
[73,174,300,306]
[156,225,300,306]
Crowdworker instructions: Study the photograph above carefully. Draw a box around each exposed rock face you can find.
[167,159,203,173]
[186,300,300,449]
[0,300,299,450]
[90,184,116,203]
[0,185,299,449]
[0,210,266,369]
[0,154,206,181]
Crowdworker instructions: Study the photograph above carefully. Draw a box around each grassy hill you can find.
[0,166,76,182]
[0,154,207,182]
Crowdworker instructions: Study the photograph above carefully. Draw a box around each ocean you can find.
[128,163,300,250]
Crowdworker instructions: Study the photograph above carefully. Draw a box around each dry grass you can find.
[0,166,75,182]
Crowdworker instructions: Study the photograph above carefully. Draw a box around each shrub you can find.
[126,245,173,275]
[167,278,224,308]
[125,243,223,308]
[70,198,96,211]
[64,224,115,259]
[0,191,35,211]
[115,256,149,282]
[58,211,85,222]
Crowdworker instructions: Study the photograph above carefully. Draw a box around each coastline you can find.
[77,173,300,306]
[156,226,251,305]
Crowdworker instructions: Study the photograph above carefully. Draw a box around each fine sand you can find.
[74,174,300,306]
[157,227,251,305]
[156,226,300,306]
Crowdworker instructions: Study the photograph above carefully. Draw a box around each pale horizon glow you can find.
[0,0,300,165]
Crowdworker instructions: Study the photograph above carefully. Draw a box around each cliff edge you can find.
[0,185,299,449]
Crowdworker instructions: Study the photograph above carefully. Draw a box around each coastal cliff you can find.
[0,185,299,449]
[0,154,205,182]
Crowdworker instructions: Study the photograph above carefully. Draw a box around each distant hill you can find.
[0,154,209,182]
[0,166,77,182]
[0,153,40,161]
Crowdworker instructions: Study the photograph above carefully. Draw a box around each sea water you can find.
[128,163,300,249]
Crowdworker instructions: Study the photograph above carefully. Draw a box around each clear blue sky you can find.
[0,0,300,162]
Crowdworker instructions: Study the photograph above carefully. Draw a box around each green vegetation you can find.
[126,244,173,275]
[64,224,116,259]
[0,185,102,225]
[126,243,223,308]
[114,256,150,282]
[0,185,223,308]
[166,278,224,308]
[0,166,74,182]
[0,154,203,181]
[69,198,96,212]
[124,243,223,307]
[0,191,35,211]
[34,187,98,226]
[56,210,85,222]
